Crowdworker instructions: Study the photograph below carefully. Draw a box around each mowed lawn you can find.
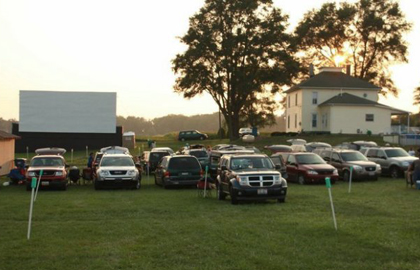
[1,175,420,270]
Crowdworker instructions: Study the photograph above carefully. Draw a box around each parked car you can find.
[291,145,306,152]
[264,145,293,154]
[364,147,417,178]
[315,148,381,181]
[208,148,254,179]
[149,149,173,172]
[239,127,253,137]
[151,147,174,154]
[217,154,287,204]
[94,153,141,190]
[183,148,209,169]
[285,153,338,185]
[270,153,288,179]
[305,142,332,152]
[335,141,377,151]
[26,148,68,191]
[154,155,203,188]
[178,130,208,141]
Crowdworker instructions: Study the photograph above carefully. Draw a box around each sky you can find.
[0,0,418,121]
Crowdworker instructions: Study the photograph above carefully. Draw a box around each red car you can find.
[26,148,68,190]
[285,153,338,185]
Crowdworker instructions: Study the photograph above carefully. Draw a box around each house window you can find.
[295,93,298,106]
[366,114,374,122]
[288,115,290,129]
[295,114,297,128]
[312,92,318,105]
[312,114,317,128]
[288,95,290,108]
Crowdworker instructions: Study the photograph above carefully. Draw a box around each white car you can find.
[94,154,141,190]
[239,127,253,137]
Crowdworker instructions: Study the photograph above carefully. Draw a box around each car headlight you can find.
[352,165,362,171]
[99,170,110,176]
[127,170,136,176]
[376,164,381,170]
[55,171,63,176]
[307,170,318,175]
[28,172,36,177]
[237,176,247,185]
[274,175,281,184]
[333,169,338,175]
[401,161,409,167]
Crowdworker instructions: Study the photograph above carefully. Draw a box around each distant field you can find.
[1,174,419,270]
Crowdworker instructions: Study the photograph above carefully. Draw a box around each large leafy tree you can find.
[172,0,300,139]
[414,85,420,109]
[294,0,411,96]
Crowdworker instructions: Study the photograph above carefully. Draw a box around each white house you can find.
[284,67,407,134]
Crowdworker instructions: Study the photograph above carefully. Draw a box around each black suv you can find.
[217,154,287,204]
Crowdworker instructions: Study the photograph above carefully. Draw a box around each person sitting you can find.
[407,148,420,187]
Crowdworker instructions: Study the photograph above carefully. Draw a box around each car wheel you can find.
[298,175,306,185]
[218,184,226,200]
[229,185,238,205]
[343,171,350,182]
[94,181,101,190]
[390,166,400,179]
[277,197,285,203]
[154,174,159,186]
[132,180,140,190]
[163,179,169,189]
[200,136,204,140]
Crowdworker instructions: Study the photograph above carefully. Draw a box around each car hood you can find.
[388,156,418,162]
[98,166,137,171]
[28,166,65,171]
[300,164,335,170]
[346,161,377,166]
[234,170,280,176]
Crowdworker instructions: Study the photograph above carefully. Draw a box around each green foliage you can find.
[294,0,412,96]
[413,85,420,109]
[173,0,300,139]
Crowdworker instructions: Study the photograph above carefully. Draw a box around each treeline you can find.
[0,113,286,135]
[117,113,286,136]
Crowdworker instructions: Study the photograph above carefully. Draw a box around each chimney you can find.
[346,65,351,76]
[309,64,315,77]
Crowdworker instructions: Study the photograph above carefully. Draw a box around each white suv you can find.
[94,154,141,190]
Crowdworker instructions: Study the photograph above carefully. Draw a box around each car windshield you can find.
[100,157,134,167]
[150,152,168,161]
[296,154,326,164]
[169,157,200,170]
[341,152,368,161]
[230,157,274,170]
[385,149,409,158]
[190,151,208,158]
[30,157,64,167]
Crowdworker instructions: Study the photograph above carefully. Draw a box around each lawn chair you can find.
[197,178,215,197]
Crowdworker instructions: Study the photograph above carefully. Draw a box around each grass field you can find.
[2,135,419,270]
[1,174,420,270]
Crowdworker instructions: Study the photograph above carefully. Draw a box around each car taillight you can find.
[164,171,170,177]
[200,170,204,177]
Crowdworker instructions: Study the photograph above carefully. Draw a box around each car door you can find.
[219,158,230,192]
[375,150,389,171]
[286,155,298,182]
[330,152,344,175]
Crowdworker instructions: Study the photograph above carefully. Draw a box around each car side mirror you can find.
[65,164,70,168]
[135,163,141,169]
[275,164,281,170]
[221,165,227,170]
[25,165,29,169]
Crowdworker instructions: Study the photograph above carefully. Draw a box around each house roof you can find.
[285,70,381,93]
[318,93,408,114]
[0,130,20,140]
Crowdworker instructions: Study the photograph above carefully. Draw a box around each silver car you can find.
[94,154,141,190]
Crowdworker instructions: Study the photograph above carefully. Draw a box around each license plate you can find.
[369,172,375,176]
[173,181,179,185]
[181,172,190,176]
[257,189,267,195]
[41,181,50,186]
